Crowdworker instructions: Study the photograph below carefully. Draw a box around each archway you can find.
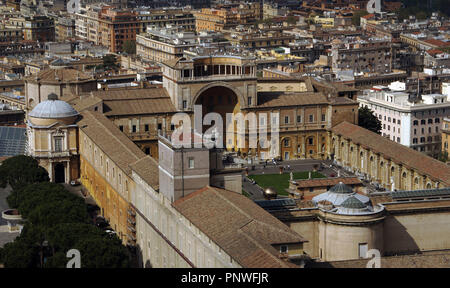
[196,86,240,150]
[54,163,65,183]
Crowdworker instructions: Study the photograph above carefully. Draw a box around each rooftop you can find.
[173,186,305,268]
[332,122,450,186]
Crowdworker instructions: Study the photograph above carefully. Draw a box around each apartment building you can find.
[136,26,217,63]
[331,37,392,74]
[0,24,22,42]
[194,2,261,32]
[223,28,295,50]
[358,86,450,157]
[7,15,55,42]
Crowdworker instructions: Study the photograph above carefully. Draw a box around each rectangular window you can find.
[248,97,252,105]
[297,115,302,123]
[359,243,368,258]
[309,115,314,122]
[119,125,124,132]
[132,125,137,133]
[322,114,326,121]
[183,100,187,109]
[280,245,288,253]
[157,123,162,130]
[284,116,289,124]
[144,124,149,132]
[188,157,194,169]
[54,137,63,152]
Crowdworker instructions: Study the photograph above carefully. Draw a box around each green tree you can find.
[351,10,369,26]
[358,106,382,134]
[122,40,136,55]
[0,155,49,190]
[438,151,449,163]
[98,54,119,72]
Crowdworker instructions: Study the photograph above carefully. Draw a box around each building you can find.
[331,37,392,74]
[24,67,97,111]
[55,16,75,42]
[194,3,261,32]
[442,117,450,161]
[8,16,55,42]
[262,182,450,263]
[329,121,450,190]
[136,26,213,63]
[288,176,364,199]
[0,24,23,43]
[223,28,295,50]
[98,7,139,53]
[137,9,196,32]
[358,86,450,157]
[27,94,80,183]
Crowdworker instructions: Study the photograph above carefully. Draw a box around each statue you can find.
[290,172,294,181]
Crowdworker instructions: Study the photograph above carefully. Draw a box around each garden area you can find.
[248,171,325,196]
[0,155,130,268]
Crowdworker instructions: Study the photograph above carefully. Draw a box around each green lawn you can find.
[248,171,325,196]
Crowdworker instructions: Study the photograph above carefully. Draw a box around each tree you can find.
[358,106,382,134]
[351,10,369,26]
[122,40,136,55]
[98,54,119,72]
[0,155,49,190]
[9,182,88,225]
[438,151,449,163]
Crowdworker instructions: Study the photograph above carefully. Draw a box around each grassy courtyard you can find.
[248,171,325,196]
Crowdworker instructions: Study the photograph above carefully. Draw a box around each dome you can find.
[329,182,353,194]
[29,98,79,119]
[312,182,370,207]
[340,196,367,209]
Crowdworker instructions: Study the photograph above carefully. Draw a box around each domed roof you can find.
[29,98,79,119]
[312,182,370,207]
[329,182,353,194]
[340,196,367,209]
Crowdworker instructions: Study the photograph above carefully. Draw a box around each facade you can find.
[223,29,295,50]
[161,56,358,161]
[329,121,450,190]
[358,87,450,157]
[55,17,75,42]
[442,117,450,161]
[0,25,23,42]
[194,3,261,32]
[266,183,450,262]
[27,95,80,183]
[136,27,200,63]
[331,37,392,74]
[8,16,55,42]
[24,67,97,111]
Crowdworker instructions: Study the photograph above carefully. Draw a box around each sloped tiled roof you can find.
[129,156,159,190]
[255,92,328,108]
[332,122,450,186]
[172,186,305,268]
[78,110,146,176]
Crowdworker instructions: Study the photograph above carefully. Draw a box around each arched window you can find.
[426,183,432,189]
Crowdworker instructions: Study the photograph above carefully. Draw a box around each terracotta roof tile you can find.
[172,186,305,268]
[332,122,450,186]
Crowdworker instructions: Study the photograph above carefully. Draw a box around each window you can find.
[119,125,123,132]
[188,157,194,169]
[421,120,426,125]
[284,116,289,124]
[145,124,149,132]
[132,125,137,133]
[428,119,433,124]
[359,243,368,258]
[157,123,162,130]
[413,120,418,126]
[171,124,175,131]
[145,147,150,155]
[283,138,290,147]
[54,137,63,152]
[297,115,302,123]
[308,137,314,145]
[321,114,326,121]
[248,97,252,105]
[182,100,187,109]
[309,115,314,122]
[435,118,440,123]
[280,245,288,253]
[413,138,418,144]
